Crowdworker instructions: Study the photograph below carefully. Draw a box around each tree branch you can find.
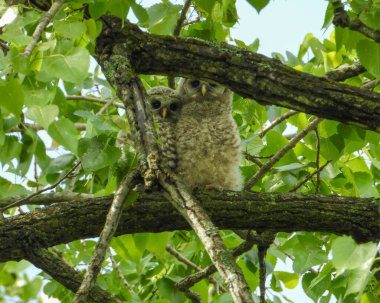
[73,170,139,303]
[0,191,378,263]
[26,248,122,303]
[331,0,380,43]
[23,0,65,56]
[95,17,380,132]
[244,118,322,189]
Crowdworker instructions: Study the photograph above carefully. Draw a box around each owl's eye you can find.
[190,80,200,88]
[169,102,179,111]
[151,99,161,109]
[209,83,217,88]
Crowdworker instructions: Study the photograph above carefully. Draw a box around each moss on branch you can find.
[0,191,378,262]
[95,17,380,132]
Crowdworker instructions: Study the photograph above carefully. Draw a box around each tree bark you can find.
[1,191,378,262]
[95,17,380,132]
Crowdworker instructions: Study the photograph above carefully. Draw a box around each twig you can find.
[66,95,124,108]
[243,152,263,167]
[110,254,133,291]
[23,0,65,56]
[290,160,332,192]
[259,110,298,138]
[73,169,139,303]
[96,98,115,115]
[0,162,81,212]
[169,0,192,88]
[331,0,380,43]
[26,248,122,303]
[244,118,322,190]
[176,230,258,291]
[324,62,366,81]
[166,245,227,292]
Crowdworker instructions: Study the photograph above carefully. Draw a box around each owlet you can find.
[176,79,242,191]
[147,86,182,171]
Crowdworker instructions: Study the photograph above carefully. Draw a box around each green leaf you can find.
[0,79,24,118]
[359,11,380,30]
[281,234,328,274]
[246,0,270,13]
[48,118,80,154]
[131,2,149,26]
[18,129,38,175]
[78,135,121,172]
[26,105,59,129]
[41,47,90,83]
[275,271,299,289]
[357,40,380,78]
[332,236,377,271]
[0,23,33,45]
[108,0,130,19]
[24,88,56,106]
[192,0,218,14]
[53,20,87,40]
[147,3,182,35]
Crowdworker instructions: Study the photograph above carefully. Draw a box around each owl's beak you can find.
[201,84,207,96]
[161,107,168,118]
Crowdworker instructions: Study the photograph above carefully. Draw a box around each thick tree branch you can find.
[0,191,378,263]
[26,248,122,303]
[331,0,380,43]
[96,17,380,132]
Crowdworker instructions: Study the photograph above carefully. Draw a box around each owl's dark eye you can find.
[209,83,217,88]
[151,99,161,109]
[190,80,200,88]
[169,102,179,111]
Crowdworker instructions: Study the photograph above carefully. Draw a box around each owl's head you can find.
[178,78,232,101]
[147,86,182,121]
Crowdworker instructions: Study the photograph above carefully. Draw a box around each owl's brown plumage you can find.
[176,79,242,191]
[147,86,182,170]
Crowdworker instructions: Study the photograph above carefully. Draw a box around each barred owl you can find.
[176,79,242,191]
[147,86,182,170]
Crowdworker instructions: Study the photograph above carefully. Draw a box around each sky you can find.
[1,0,331,302]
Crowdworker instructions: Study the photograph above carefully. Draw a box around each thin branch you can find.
[331,0,380,43]
[169,0,192,89]
[96,97,115,115]
[243,152,264,167]
[176,231,258,291]
[259,110,298,138]
[110,254,133,291]
[73,169,139,303]
[244,118,323,190]
[166,245,227,292]
[0,162,81,212]
[23,0,65,56]
[290,160,331,192]
[66,95,124,108]
[26,248,122,303]
[324,62,366,81]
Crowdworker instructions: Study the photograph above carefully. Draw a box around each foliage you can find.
[0,0,379,302]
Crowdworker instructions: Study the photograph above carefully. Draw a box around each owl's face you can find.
[147,86,182,121]
[178,79,231,101]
